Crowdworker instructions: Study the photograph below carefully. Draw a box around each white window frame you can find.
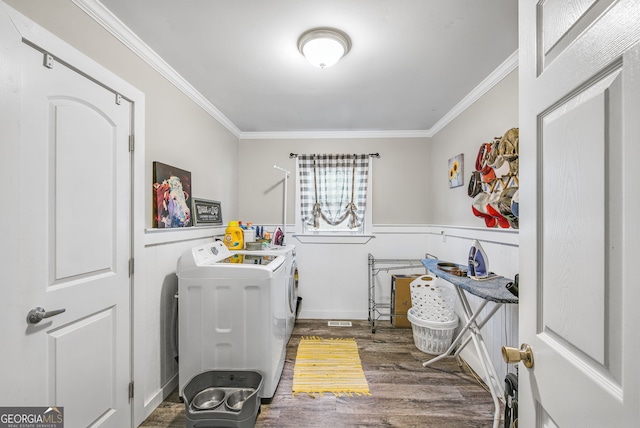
[294,157,374,244]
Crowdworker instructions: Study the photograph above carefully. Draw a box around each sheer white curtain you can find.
[297,154,370,230]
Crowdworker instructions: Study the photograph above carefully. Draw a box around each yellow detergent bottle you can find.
[223,221,244,251]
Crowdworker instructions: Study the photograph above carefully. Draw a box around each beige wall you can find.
[238,71,517,228]
[7,0,517,230]
[6,0,240,228]
[238,137,430,225]
[428,69,519,226]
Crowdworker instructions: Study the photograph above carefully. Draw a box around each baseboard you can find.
[138,374,179,426]
[298,310,369,320]
[458,346,487,385]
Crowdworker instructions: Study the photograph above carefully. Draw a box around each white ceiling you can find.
[95,0,518,137]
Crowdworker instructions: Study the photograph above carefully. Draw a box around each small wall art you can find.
[153,161,192,228]
[448,153,464,188]
[192,198,223,226]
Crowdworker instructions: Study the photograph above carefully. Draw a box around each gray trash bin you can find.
[182,370,263,428]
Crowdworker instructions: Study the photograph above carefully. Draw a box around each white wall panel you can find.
[423,226,519,389]
[140,230,220,418]
[139,224,518,411]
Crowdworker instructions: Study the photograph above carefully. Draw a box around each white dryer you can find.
[176,241,287,402]
[237,244,299,342]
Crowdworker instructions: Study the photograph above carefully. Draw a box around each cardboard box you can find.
[391,274,420,328]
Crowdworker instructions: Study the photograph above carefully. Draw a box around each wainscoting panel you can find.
[137,224,518,418]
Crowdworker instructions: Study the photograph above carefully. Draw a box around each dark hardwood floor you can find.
[140,319,496,427]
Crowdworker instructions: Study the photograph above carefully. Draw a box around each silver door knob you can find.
[27,307,66,324]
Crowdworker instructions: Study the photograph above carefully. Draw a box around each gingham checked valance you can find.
[297,154,369,229]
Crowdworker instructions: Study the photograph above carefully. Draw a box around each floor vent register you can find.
[327,321,353,327]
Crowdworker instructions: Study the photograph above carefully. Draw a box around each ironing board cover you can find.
[422,259,518,304]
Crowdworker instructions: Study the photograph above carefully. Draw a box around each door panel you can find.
[50,309,115,427]
[541,69,621,370]
[54,100,115,280]
[538,0,619,70]
[16,37,132,428]
[520,0,640,425]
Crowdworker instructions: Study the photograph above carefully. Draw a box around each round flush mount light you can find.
[298,28,352,69]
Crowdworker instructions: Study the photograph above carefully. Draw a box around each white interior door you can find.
[519,0,640,425]
[1,27,133,428]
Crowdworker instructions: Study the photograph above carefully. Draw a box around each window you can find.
[295,154,372,236]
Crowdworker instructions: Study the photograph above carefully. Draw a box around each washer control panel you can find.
[192,241,231,265]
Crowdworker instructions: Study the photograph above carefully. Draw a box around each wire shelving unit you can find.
[367,253,436,333]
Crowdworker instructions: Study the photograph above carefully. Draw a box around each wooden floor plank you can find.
[139,319,496,427]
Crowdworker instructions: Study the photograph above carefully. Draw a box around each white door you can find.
[1,21,133,428]
[519,0,640,426]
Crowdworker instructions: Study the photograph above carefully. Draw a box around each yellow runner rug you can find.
[292,337,371,397]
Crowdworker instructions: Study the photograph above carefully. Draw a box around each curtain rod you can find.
[289,153,380,158]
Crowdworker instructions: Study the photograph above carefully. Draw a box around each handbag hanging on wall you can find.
[467,171,483,198]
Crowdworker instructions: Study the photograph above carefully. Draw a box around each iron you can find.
[468,239,489,280]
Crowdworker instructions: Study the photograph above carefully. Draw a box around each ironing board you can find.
[421,258,518,428]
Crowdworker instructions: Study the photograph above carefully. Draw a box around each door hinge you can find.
[129,258,134,277]
[43,53,54,69]
[128,135,135,152]
[129,382,134,399]
[115,93,123,105]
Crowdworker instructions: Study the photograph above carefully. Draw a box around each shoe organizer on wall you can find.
[468,128,519,229]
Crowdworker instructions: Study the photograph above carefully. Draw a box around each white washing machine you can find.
[176,241,287,402]
[238,244,299,342]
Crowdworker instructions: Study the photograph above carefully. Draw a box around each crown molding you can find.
[429,49,519,136]
[71,0,241,138]
[73,0,517,141]
[239,129,432,140]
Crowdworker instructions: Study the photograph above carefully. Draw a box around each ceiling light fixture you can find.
[298,28,351,69]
